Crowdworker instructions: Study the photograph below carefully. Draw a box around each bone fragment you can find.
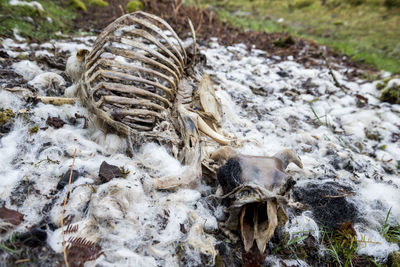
[37,96,76,105]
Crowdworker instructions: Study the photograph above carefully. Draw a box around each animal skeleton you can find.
[61,11,301,257]
[72,11,233,189]
[2,8,306,265]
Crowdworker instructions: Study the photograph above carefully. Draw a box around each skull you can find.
[216,148,303,253]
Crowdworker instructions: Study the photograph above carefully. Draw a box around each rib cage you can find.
[80,11,190,138]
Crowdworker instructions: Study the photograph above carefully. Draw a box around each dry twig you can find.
[322,193,354,199]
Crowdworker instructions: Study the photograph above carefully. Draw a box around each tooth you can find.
[197,116,231,145]
[240,205,255,252]
[256,200,278,254]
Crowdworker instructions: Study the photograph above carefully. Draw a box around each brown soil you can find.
[74,0,131,32]
[74,0,374,75]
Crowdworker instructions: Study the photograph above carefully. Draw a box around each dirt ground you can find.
[74,0,374,76]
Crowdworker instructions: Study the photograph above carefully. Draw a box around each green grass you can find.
[0,0,78,41]
[0,0,109,42]
[382,208,400,245]
[188,0,400,73]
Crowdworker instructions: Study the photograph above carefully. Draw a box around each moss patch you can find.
[0,0,111,41]
[273,36,295,48]
[0,109,15,126]
[380,83,400,104]
[126,0,144,12]
[71,0,86,11]
[292,0,314,9]
[0,109,15,134]
[364,128,382,141]
[29,126,39,134]
[71,0,109,12]
[0,0,78,41]
[87,0,108,7]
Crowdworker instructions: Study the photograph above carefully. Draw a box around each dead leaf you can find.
[0,205,24,225]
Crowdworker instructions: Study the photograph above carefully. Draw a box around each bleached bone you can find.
[80,12,189,143]
[37,96,76,105]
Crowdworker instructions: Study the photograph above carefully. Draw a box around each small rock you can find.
[17,227,47,247]
[276,70,290,78]
[99,161,122,183]
[57,169,80,190]
[46,117,65,129]
[180,223,187,234]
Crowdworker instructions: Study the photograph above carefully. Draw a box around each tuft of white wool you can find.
[55,42,90,54]
[65,53,84,83]
[50,185,92,227]
[285,211,320,241]
[138,143,186,178]
[90,130,127,155]
[64,84,79,97]
[355,226,400,260]
[265,256,310,267]
[13,28,25,42]
[48,218,100,253]
[187,212,217,262]
[28,72,66,95]
[12,60,43,81]
[34,50,53,58]
[9,0,44,11]
[89,179,146,224]
[91,248,157,267]
[387,78,400,88]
